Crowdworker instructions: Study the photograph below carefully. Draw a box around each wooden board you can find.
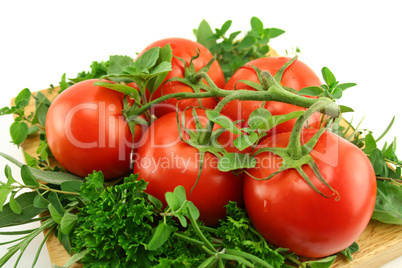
[12,88,402,267]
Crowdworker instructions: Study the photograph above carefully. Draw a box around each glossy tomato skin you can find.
[221,57,322,135]
[138,38,225,118]
[46,79,144,179]
[133,108,243,226]
[244,129,377,257]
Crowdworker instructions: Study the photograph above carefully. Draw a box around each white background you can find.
[0,0,401,267]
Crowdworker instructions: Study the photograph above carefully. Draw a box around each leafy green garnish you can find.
[194,17,285,80]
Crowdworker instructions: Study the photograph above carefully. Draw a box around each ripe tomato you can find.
[133,108,243,226]
[221,57,322,135]
[243,129,377,257]
[46,79,145,179]
[137,38,225,118]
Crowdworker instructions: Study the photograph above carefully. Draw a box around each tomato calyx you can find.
[252,101,340,199]
[176,108,228,194]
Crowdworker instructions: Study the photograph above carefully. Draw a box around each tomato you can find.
[243,129,377,257]
[221,57,322,136]
[46,79,145,179]
[137,38,225,118]
[133,108,243,226]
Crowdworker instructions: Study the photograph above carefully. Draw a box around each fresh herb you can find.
[194,17,285,80]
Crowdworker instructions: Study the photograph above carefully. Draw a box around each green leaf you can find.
[59,73,69,92]
[33,91,51,127]
[147,222,174,251]
[371,180,402,224]
[340,242,359,261]
[194,19,216,49]
[238,35,255,50]
[53,249,89,268]
[220,20,232,35]
[93,81,138,96]
[299,86,324,97]
[250,16,264,32]
[165,192,180,211]
[173,185,187,205]
[4,165,17,186]
[258,111,304,131]
[148,194,163,210]
[248,108,272,129]
[206,110,242,135]
[0,152,84,185]
[21,165,40,187]
[364,133,377,154]
[61,181,83,194]
[10,121,29,145]
[321,67,336,87]
[218,153,256,172]
[0,187,13,212]
[267,27,286,38]
[135,47,160,72]
[48,203,62,224]
[107,55,135,83]
[330,87,343,99]
[14,88,31,108]
[33,193,50,208]
[27,125,39,135]
[186,201,200,221]
[303,255,336,268]
[339,105,354,113]
[48,192,65,216]
[9,192,22,215]
[233,133,259,151]
[369,148,384,175]
[336,82,357,91]
[0,191,46,227]
[60,211,78,235]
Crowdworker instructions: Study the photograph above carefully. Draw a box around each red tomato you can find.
[137,38,225,118]
[133,108,243,226]
[221,57,322,135]
[46,79,145,179]
[244,129,377,257]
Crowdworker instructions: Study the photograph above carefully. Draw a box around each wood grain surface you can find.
[13,83,402,267]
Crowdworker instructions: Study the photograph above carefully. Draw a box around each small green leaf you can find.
[147,222,174,251]
[336,82,357,91]
[187,201,200,221]
[135,47,160,72]
[48,192,65,216]
[33,193,50,209]
[14,88,31,108]
[364,133,377,155]
[60,212,78,235]
[0,187,13,212]
[194,19,216,49]
[248,108,272,130]
[48,203,62,224]
[239,35,255,49]
[372,180,402,224]
[107,55,135,82]
[267,28,286,38]
[9,192,22,215]
[4,165,17,186]
[250,16,264,32]
[299,86,324,97]
[330,87,343,99]
[321,67,336,87]
[339,105,354,113]
[220,20,232,35]
[165,192,180,211]
[32,91,51,127]
[21,165,39,187]
[340,242,359,261]
[218,153,256,172]
[206,110,242,135]
[93,81,138,96]
[27,125,39,135]
[303,255,336,268]
[148,194,163,210]
[60,181,83,194]
[10,121,29,145]
[0,191,47,227]
[369,148,384,175]
[233,133,259,151]
[173,185,187,205]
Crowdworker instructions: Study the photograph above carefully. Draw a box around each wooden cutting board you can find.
[13,87,402,267]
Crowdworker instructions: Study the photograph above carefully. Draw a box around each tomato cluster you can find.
[45,38,377,258]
